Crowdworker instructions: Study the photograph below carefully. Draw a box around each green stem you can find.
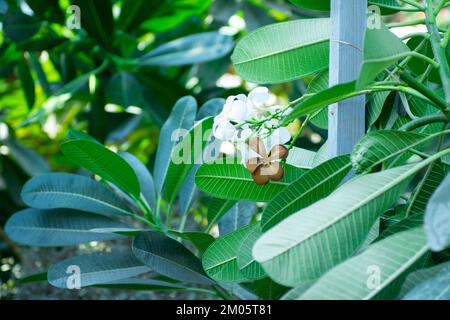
[399,71,449,114]
[441,27,450,49]
[407,52,440,69]
[426,0,450,105]
[434,0,450,15]
[400,113,448,131]
[288,113,312,150]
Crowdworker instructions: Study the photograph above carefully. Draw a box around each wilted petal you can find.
[267,162,284,181]
[248,136,267,158]
[252,166,271,185]
[246,157,262,174]
[269,145,289,161]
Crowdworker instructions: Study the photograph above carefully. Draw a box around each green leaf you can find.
[203,224,257,283]
[153,96,197,194]
[197,98,225,119]
[351,130,449,173]
[207,198,237,229]
[368,91,391,126]
[306,71,329,129]
[232,18,330,84]
[139,32,233,67]
[3,8,41,42]
[288,0,329,11]
[195,160,305,202]
[132,231,213,284]
[218,201,255,236]
[406,161,449,217]
[93,278,187,292]
[168,231,215,254]
[237,225,266,280]
[61,139,141,198]
[261,155,351,231]
[298,227,428,300]
[67,129,101,144]
[286,147,318,169]
[283,81,361,123]
[48,252,150,288]
[398,262,449,300]
[16,272,48,285]
[106,72,144,108]
[72,0,113,48]
[403,262,450,300]
[120,152,156,211]
[253,154,447,286]
[21,173,132,216]
[16,59,35,109]
[289,0,410,13]
[357,25,410,89]
[425,173,450,251]
[163,117,213,203]
[5,208,128,247]
[5,138,50,176]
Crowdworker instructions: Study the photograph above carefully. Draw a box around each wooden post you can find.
[328,0,367,158]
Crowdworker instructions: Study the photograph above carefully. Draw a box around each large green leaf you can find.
[357,25,410,89]
[253,153,448,286]
[16,59,35,109]
[283,81,361,123]
[286,147,318,169]
[367,91,390,126]
[298,227,428,300]
[153,96,197,194]
[5,208,128,247]
[120,152,156,211]
[3,8,41,42]
[351,130,449,173]
[237,225,266,280]
[93,278,188,292]
[203,224,257,283]
[206,198,236,229]
[163,117,213,203]
[406,161,449,217]
[139,32,233,67]
[424,173,450,251]
[288,0,329,11]
[61,139,140,198]
[195,161,305,202]
[261,155,351,231]
[306,71,329,129]
[106,72,144,108]
[401,262,450,300]
[48,252,150,288]
[231,18,330,84]
[403,262,450,300]
[168,231,215,254]
[132,231,213,284]
[218,201,255,236]
[21,173,132,216]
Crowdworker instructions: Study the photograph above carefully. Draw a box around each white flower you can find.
[248,87,269,106]
[220,94,253,123]
[213,115,236,141]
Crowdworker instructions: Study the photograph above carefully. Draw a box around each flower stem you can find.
[400,113,449,131]
[288,113,312,150]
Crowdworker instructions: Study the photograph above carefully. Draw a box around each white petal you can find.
[249,87,269,104]
[213,118,236,141]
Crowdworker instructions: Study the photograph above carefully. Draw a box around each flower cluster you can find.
[212,86,293,180]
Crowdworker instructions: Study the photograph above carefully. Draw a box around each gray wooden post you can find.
[328,0,367,158]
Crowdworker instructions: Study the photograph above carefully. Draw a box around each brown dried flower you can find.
[245,137,289,185]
